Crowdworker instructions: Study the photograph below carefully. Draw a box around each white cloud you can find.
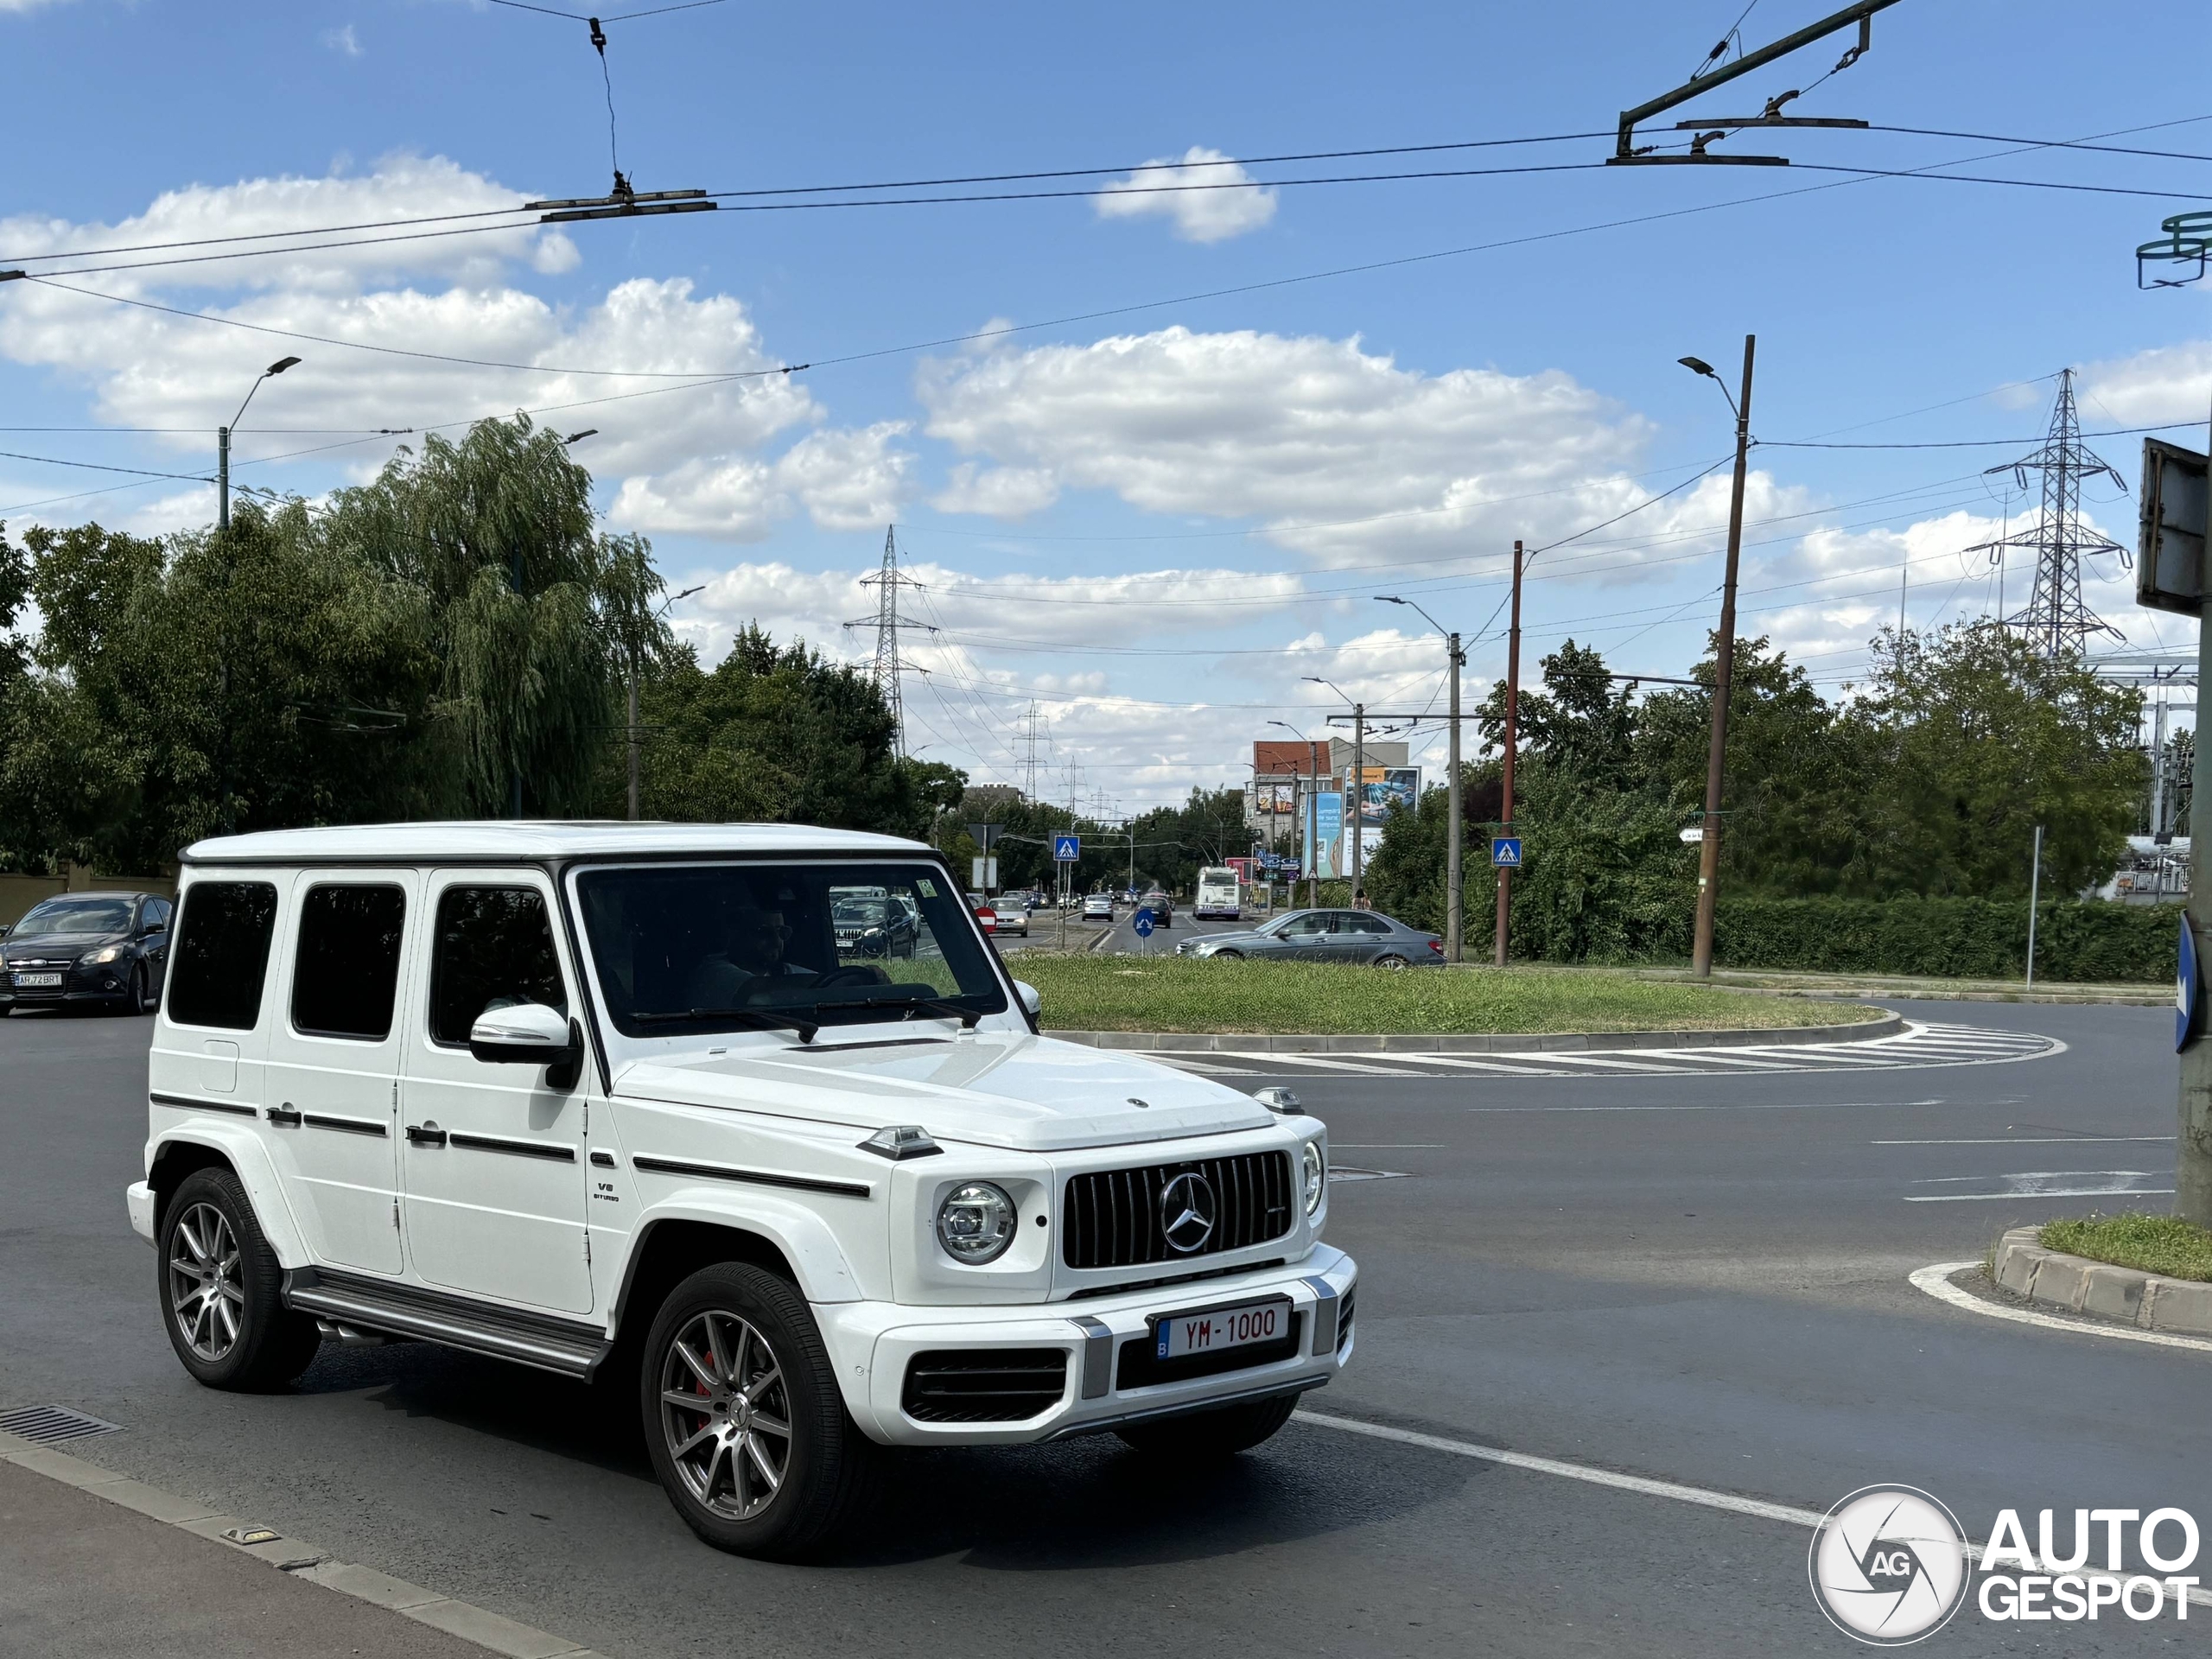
[2078,341,2212,427]
[774,423,916,531]
[1095,147,1276,244]
[323,23,363,56]
[919,324,1701,568]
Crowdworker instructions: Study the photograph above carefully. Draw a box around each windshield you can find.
[16,896,134,935]
[575,861,1007,1039]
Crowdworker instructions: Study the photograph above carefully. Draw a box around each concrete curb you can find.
[1041,1010,1902,1053]
[0,1429,604,1658]
[1990,1225,2212,1338]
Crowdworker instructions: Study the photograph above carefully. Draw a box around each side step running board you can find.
[283,1267,610,1379]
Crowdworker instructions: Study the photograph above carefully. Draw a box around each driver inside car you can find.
[683,906,818,1008]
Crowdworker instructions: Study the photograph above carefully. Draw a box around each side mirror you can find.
[1014,980,1041,1020]
[469,1002,582,1087]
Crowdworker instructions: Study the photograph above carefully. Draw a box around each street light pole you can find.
[1268,719,1325,909]
[1682,335,1758,979]
[1376,595,1466,961]
[1497,540,1523,968]
[218,355,302,531]
[629,581,702,821]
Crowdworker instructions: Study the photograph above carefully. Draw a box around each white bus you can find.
[1193,865,1241,920]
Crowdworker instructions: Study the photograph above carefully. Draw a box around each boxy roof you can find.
[181,821,931,865]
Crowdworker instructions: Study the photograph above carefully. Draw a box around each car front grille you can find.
[902,1349,1069,1422]
[1062,1150,1295,1271]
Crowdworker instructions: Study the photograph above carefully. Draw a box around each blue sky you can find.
[2,0,2207,809]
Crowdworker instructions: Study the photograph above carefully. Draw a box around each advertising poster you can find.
[1352,766,1421,824]
[1304,791,1344,879]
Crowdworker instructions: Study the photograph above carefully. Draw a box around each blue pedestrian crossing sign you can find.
[1133,911,1154,938]
[1053,834,1081,862]
[1491,836,1523,868]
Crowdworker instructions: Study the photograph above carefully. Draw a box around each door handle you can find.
[405,1125,448,1147]
[267,1104,302,1127]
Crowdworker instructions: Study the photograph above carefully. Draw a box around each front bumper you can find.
[126,1181,157,1243]
[821,1245,1356,1446]
[2,963,134,1007]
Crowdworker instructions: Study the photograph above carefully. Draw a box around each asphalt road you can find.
[2,998,2202,1656]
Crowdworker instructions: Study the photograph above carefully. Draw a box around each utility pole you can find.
[1351,702,1365,899]
[1307,741,1319,908]
[1446,632,1464,960]
[218,425,231,531]
[1690,335,1757,979]
[1497,541,1523,967]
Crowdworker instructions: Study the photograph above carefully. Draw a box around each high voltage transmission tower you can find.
[844,525,930,756]
[1971,369,2127,658]
[1015,702,1048,801]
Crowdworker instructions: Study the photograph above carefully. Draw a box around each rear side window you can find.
[429,887,566,1046]
[168,881,279,1030]
[1345,913,1389,935]
[291,885,407,1042]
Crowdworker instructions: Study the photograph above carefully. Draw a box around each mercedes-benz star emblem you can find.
[1159,1171,1217,1254]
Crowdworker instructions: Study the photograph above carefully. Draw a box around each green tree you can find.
[321,416,656,817]
[1847,620,2142,898]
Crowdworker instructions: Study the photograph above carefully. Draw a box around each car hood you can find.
[613,1030,1273,1153]
[1185,929,1275,950]
[3,929,128,960]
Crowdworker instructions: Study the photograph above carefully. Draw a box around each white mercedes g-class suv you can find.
[128,823,1355,1556]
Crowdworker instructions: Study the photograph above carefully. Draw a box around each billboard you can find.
[1351,766,1421,826]
[1298,793,1391,880]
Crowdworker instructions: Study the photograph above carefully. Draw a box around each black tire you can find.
[157,1168,322,1391]
[1373,954,1408,970]
[1214,949,1243,960]
[130,963,155,1014]
[1116,1393,1300,1459]
[640,1262,876,1559]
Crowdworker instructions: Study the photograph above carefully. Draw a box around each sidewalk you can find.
[0,1450,600,1659]
[1605,964,2166,1006]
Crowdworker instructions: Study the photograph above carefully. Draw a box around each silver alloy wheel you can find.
[1375,954,1408,970]
[168,1202,245,1362]
[658,1310,792,1522]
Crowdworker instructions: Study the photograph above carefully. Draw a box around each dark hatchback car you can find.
[0,891,172,1014]
[1177,906,1444,967]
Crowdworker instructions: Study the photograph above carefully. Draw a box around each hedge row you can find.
[1709,896,2178,984]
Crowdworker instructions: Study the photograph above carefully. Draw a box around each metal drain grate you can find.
[0,1404,123,1444]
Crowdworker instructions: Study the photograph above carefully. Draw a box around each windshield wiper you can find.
[813,994,982,1029]
[630,1007,819,1043]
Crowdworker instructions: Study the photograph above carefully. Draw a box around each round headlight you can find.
[936,1182,1018,1263]
[1301,1140,1325,1216]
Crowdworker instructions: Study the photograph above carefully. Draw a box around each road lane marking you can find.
[1904,1170,2171,1202]
[1910,1260,2212,1357]
[1297,1403,2212,1608]
[1907,1187,2176,1202]
[1465,1098,1948,1114]
[1874,1136,2170,1146]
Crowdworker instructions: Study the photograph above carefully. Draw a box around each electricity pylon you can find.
[1973,369,2127,658]
[845,525,930,756]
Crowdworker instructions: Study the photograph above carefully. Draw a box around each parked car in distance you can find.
[128,822,1353,1560]
[2,890,173,1014]
[830,891,920,958]
[1178,907,1444,968]
[1080,893,1115,921]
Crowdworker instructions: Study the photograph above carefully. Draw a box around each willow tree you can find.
[321,416,665,817]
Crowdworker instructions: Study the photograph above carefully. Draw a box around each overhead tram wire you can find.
[10,109,2209,284]
[12,109,2204,420]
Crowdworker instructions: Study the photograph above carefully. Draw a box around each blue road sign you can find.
[1133,911,1155,938]
[1491,836,1523,868]
[1053,834,1081,862]
[2180,912,2199,1053]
